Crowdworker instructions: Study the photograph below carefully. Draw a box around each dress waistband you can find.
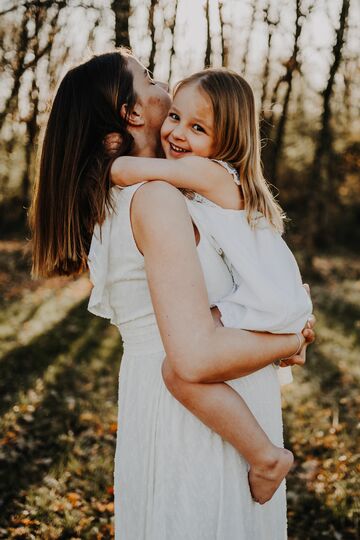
[118,323,165,355]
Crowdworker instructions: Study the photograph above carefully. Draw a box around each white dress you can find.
[88,183,287,540]
[189,160,313,385]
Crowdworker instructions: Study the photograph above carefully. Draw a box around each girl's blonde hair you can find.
[175,69,285,233]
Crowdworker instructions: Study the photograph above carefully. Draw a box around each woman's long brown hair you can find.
[176,69,285,233]
[29,49,136,277]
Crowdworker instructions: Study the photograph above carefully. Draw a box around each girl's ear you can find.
[120,103,145,127]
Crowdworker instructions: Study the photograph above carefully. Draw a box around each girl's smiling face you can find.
[161,83,216,159]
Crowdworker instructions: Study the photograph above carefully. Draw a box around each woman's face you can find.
[160,83,215,160]
[126,56,171,133]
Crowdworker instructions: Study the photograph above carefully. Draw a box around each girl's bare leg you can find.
[162,358,293,504]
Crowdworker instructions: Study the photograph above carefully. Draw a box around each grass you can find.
[0,240,359,539]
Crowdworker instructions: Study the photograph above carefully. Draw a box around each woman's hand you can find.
[279,283,315,367]
[279,315,316,368]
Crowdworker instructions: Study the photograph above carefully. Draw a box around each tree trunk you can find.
[219,0,229,67]
[0,8,29,131]
[262,0,303,184]
[270,0,302,182]
[167,0,178,82]
[305,0,350,269]
[148,0,157,73]
[204,0,211,67]
[242,0,257,75]
[111,0,130,48]
[260,2,279,111]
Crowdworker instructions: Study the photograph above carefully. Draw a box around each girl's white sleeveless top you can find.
[185,189,313,335]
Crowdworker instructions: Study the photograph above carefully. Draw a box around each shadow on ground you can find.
[0,301,122,527]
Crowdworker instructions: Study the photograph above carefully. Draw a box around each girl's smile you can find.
[161,83,215,160]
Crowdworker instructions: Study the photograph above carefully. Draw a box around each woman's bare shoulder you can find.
[131,181,187,220]
[130,181,191,253]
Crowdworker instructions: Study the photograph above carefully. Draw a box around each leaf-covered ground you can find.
[0,240,358,539]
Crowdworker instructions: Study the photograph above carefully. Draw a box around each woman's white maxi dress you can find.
[88,183,287,540]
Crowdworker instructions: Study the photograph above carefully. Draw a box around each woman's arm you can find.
[131,181,307,383]
[111,155,230,197]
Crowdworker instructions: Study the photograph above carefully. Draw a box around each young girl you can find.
[109,68,313,504]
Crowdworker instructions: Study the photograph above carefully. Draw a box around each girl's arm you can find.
[131,181,306,383]
[111,155,230,198]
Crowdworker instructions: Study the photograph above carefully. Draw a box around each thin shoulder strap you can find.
[211,159,241,186]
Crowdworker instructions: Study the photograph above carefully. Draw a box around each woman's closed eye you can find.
[145,70,156,85]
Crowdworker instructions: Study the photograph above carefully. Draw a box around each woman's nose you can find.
[156,81,169,92]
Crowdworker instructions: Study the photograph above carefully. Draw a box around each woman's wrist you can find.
[285,333,304,359]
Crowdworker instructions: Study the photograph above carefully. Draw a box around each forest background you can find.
[0,0,359,539]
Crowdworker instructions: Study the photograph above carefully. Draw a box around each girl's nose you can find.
[172,124,186,140]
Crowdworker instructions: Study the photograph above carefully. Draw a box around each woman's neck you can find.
[130,130,164,158]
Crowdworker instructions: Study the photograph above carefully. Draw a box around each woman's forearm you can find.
[170,328,301,383]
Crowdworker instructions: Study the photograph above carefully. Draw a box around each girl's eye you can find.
[193,124,205,133]
[169,112,180,121]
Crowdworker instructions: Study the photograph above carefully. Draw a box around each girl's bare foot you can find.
[248,448,294,504]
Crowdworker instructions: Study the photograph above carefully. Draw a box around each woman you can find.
[30,49,314,539]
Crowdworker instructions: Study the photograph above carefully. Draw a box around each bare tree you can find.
[21,3,62,207]
[219,0,230,67]
[260,2,279,111]
[148,0,157,73]
[0,0,99,223]
[204,0,211,67]
[111,0,130,48]
[167,0,178,82]
[242,0,257,75]
[305,0,350,267]
[269,0,303,182]
[261,0,311,185]
[0,7,30,131]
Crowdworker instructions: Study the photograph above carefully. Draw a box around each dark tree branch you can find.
[148,0,157,73]
[167,0,178,82]
[270,0,303,182]
[260,2,279,111]
[111,0,130,48]
[219,0,229,67]
[204,0,211,67]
